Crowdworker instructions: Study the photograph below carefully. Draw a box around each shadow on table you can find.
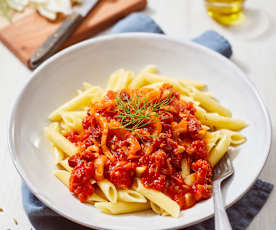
[226,8,275,41]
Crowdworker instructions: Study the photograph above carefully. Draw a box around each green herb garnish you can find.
[113,91,174,133]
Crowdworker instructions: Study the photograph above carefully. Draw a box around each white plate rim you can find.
[8,33,272,230]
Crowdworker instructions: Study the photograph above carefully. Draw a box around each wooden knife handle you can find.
[29,12,83,69]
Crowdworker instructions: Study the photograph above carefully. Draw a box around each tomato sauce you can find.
[66,84,213,209]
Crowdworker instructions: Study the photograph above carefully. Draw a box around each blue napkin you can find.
[22,13,273,230]
[110,13,232,58]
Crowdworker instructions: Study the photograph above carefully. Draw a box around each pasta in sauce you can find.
[46,66,247,217]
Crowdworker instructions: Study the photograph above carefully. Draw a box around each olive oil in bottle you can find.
[205,0,245,26]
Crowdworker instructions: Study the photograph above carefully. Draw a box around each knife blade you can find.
[75,0,99,17]
[29,0,100,69]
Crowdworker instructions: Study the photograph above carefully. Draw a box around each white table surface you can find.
[1,0,276,229]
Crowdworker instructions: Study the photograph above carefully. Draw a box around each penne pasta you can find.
[45,125,78,156]
[203,113,246,131]
[181,157,191,178]
[59,121,72,135]
[140,72,190,95]
[115,70,134,90]
[150,201,170,216]
[178,80,206,90]
[49,122,59,131]
[49,86,103,121]
[76,89,83,95]
[130,71,161,89]
[133,178,180,218]
[58,158,72,172]
[118,189,147,203]
[208,134,231,167]
[107,69,121,90]
[87,193,107,203]
[97,179,118,203]
[54,170,70,187]
[60,111,86,132]
[50,143,65,165]
[220,129,247,146]
[142,82,163,90]
[47,66,247,218]
[136,166,146,177]
[184,193,196,208]
[140,68,205,90]
[142,65,158,74]
[193,90,232,117]
[128,74,147,89]
[95,201,150,215]
[54,170,105,203]
[180,95,199,105]
[183,173,196,186]
[107,69,134,90]
[83,82,93,90]
[95,187,108,200]
[195,106,247,130]
[205,131,221,152]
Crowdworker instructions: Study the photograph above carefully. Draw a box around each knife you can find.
[29,0,99,69]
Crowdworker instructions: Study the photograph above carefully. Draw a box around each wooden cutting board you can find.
[0,0,147,69]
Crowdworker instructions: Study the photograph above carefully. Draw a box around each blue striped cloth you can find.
[22,13,273,230]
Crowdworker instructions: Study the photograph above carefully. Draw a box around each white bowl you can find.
[9,33,271,230]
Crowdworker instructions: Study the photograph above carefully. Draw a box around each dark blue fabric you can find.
[22,180,273,230]
[22,12,273,230]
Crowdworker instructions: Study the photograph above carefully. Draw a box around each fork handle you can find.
[213,180,232,230]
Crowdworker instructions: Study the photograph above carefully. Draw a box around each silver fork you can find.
[213,153,234,230]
